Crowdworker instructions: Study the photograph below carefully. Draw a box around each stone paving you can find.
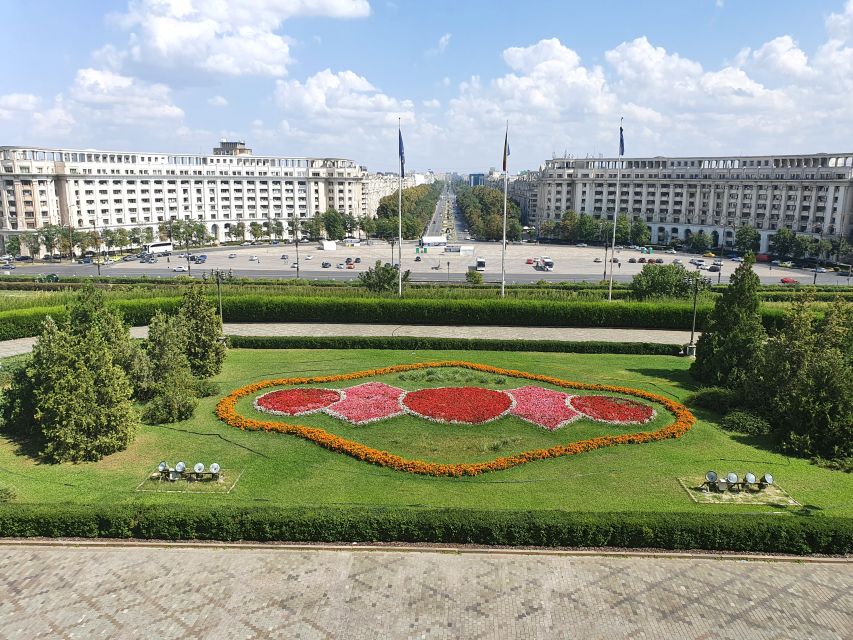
[0,544,849,639]
[0,323,693,358]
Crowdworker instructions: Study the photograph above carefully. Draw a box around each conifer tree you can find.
[179,286,226,378]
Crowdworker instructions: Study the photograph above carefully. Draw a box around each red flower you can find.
[254,388,341,416]
[507,386,581,430]
[403,387,513,424]
[325,382,405,424]
[570,395,655,424]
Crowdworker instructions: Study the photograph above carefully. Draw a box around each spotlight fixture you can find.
[725,472,738,485]
[761,473,774,486]
[194,462,205,474]
[158,461,168,473]
[744,472,756,485]
[210,463,221,475]
[705,471,718,483]
[175,461,186,473]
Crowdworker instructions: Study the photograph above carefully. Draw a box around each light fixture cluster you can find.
[703,470,773,492]
[157,461,221,482]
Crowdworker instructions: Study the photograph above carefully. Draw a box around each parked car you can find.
[321,261,331,268]
[665,248,677,254]
[576,243,588,247]
[228,253,237,258]
[346,263,355,269]
[249,255,259,261]
[148,257,159,263]
[731,256,744,262]
[16,255,33,262]
[628,257,637,263]
[780,277,799,284]
[813,267,828,273]
[304,255,313,260]
[280,254,289,260]
[713,259,724,266]
[345,257,353,264]
[526,258,534,264]
[771,259,781,266]
[0,254,11,261]
[593,257,602,263]
[241,241,253,246]
[354,257,361,263]
[638,257,647,263]
[655,258,665,264]
[703,252,716,257]
[1,263,16,269]
[708,265,721,272]
[291,262,299,268]
[673,258,682,264]
[337,263,345,269]
[173,265,187,272]
[780,261,794,268]
[611,257,620,263]
[415,256,422,262]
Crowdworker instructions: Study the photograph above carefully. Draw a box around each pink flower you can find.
[506,386,581,430]
[325,382,405,425]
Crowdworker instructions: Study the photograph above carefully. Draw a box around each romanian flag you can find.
[398,126,405,177]
[619,119,625,157]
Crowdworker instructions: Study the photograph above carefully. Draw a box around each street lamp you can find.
[684,271,711,356]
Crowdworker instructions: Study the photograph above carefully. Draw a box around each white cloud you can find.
[426,32,451,56]
[748,36,813,77]
[69,68,184,124]
[0,93,41,111]
[112,0,371,77]
[208,95,229,107]
[422,98,440,108]
[826,0,853,40]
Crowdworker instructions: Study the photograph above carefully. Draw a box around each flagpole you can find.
[501,122,508,298]
[608,118,623,302]
[398,118,403,298]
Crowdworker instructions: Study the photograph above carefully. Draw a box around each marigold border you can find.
[215,361,696,477]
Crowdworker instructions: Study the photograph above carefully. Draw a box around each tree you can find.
[39,224,62,258]
[142,227,154,244]
[249,221,263,241]
[234,221,246,241]
[558,211,577,243]
[322,209,347,241]
[359,216,376,238]
[629,263,705,300]
[630,219,651,246]
[539,220,557,240]
[130,226,144,248]
[305,216,324,241]
[6,235,20,256]
[101,228,116,255]
[687,230,711,253]
[734,224,760,255]
[1,316,139,462]
[769,228,796,257]
[792,234,815,260]
[815,238,833,264]
[113,228,129,254]
[179,286,226,378]
[358,260,411,293]
[142,311,198,423]
[615,215,632,245]
[754,299,852,459]
[21,231,42,258]
[690,255,766,387]
[575,214,599,243]
[270,219,284,240]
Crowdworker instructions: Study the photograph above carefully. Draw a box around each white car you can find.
[173,265,187,272]
[665,248,677,254]
[673,258,683,264]
[304,254,314,260]
[0,254,12,261]
[730,256,744,262]
[228,253,237,258]
[249,255,259,261]
[241,241,253,246]
[291,261,299,268]
[337,263,346,269]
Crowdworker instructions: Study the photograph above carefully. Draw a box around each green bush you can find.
[142,387,198,424]
[721,410,773,435]
[0,505,850,554]
[0,483,14,503]
[684,386,739,413]
[226,335,682,355]
[194,378,220,398]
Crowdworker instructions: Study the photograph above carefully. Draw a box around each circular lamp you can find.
[194,463,205,474]
[175,461,186,473]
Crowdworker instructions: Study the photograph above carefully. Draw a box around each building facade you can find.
[534,153,853,252]
[0,141,367,248]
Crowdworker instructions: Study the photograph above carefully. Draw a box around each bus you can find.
[475,257,486,271]
[143,241,173,255]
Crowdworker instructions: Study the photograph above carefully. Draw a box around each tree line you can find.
[538,211,651,247]
[373,182,445,240]
[456,185,523,241]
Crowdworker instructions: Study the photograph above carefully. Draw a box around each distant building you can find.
[529,152,853,252]
[468,173,485,187]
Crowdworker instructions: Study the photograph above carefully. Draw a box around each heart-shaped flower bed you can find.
[217,361,696,477]
[254,388,341,416]
[402,387,514,424]
[570,395,655,424]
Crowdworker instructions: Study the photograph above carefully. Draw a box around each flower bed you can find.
[507,386,581,430]
[324,382,405,425]
[254,388,341,416]
[402,387,514,424]
[570,395,655,424]
[218,361,695,476]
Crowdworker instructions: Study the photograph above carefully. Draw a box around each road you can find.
[5,241,850,285]
[425,184,456,239]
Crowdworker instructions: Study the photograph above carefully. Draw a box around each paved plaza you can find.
[0,543,849,639]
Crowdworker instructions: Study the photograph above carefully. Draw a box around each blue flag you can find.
[619,121,625,157]
[399,127,405,176]
[502,127,510,172]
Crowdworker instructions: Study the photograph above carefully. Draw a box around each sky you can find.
[1,0,852,173]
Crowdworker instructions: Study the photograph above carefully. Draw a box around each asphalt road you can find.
[5,240,850,285]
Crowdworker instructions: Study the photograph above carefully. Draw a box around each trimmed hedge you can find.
[0,295,790,340]
[0,504,849,554]
[226,335,683,354]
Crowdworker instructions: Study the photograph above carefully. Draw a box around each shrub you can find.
[465,270,484,285]
[684,386,739,413]
[0,483,14,503]
[721,410,772,435]
[142,386,198,424]
[358,260,411,293]
[194,378,220,398]
[630,263,703,300]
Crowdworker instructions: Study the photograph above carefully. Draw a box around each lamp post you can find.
[685,271,711,356]
[447,260,450,283]
[210,268,225,318]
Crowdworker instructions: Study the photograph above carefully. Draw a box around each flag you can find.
[398,126,405,177]
[619,120,625,157]
[502,127,510,172]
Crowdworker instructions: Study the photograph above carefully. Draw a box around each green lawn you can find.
[2,348,851,517]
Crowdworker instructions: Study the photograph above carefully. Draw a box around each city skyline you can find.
[2,0,853,173]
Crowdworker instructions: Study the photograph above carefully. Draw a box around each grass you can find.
[1,348,851,517]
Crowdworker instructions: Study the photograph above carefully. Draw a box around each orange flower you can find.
[215,361,696,477]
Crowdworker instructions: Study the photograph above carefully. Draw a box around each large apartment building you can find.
[0,140,368,248]
[532,153,853,252]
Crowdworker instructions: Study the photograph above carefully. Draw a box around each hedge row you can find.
[0,504,849,554]
[0,296,790,341]
[227,335,684,354]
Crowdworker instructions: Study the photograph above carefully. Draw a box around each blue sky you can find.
[1,1,852,173]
